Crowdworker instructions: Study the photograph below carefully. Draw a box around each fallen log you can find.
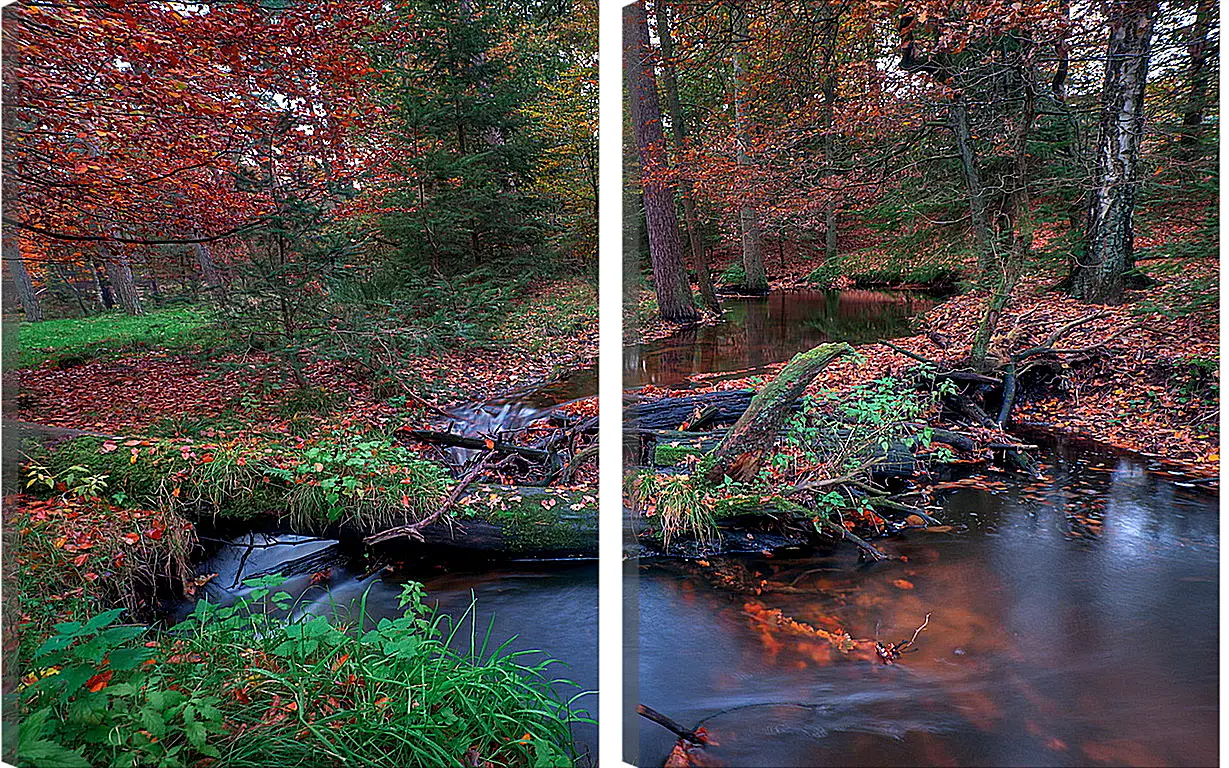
[624,390,757,430]
[704,343,855,483]
[399,429,552,463]
[367,484,597,556]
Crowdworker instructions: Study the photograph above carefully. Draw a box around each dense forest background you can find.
[625,0,1217,336]
[4,0,598,389]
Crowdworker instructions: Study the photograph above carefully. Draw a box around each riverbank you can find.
[5,277,600,765]
[623,267,1217,478]
[10,274,598,544]
[4,490,590,767]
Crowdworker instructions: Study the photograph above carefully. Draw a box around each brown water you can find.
[625,295,1220,766]
[625,289,935,389]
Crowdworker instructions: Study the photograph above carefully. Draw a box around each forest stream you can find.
[175,290,1216,766]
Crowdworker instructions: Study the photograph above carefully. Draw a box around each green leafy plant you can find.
[278,435,449,529]
[7,577,587,768]
[22,461,109,499]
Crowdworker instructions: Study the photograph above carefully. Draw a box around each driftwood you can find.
[704,343,855,483]
[637,705,704,745]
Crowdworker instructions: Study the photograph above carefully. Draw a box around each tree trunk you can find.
[102,247,145,315]
[625,0,698,322]
[968,81,1037,371]
[1052,0,1071,102]
[655,0,721,313]
[732,6,769,294]
[951,97,994,278]
[1179,0,1215,148]
[194,241,225,299]
[95,262,115,310]
[3,225,43,322]
[819,9,842,265]
[1070,0,1159,304]
[704,342,854,483]
[971,57,1036,371]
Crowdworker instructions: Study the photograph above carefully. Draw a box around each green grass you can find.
[33,433,451,532]
[16,307,216,369]
[7,579,586,768]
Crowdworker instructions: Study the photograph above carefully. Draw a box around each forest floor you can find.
[12,277,598,437]
[623,253,1218,477]
[8,275,600,607]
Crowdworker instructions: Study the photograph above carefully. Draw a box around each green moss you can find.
[16,306,217,369]
[33,435,449,530]
[458,486,596,554]
[653,443,702,466]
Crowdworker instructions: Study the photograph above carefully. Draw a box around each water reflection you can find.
[631,448,1218,767]
[625,290,934,388]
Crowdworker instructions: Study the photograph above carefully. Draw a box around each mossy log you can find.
[407,485,597,556]
[703,343,855,483]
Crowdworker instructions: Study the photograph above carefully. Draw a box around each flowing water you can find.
[626,448,1219,766]
[622,292,1219,767]
[177,290,1217,766]
[184,537,600,763]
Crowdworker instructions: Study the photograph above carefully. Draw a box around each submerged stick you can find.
[637,704,705,745]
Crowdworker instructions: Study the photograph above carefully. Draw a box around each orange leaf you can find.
[86,670,113,692]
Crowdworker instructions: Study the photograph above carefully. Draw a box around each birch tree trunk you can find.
[1071,0,1159,304]
[655,0,721,313]
[732,6,768,294]
[625,0,698,322]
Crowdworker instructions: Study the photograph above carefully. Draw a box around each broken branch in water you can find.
[876,612,932,664]
[637,704,706,745]
[899,612,931,651]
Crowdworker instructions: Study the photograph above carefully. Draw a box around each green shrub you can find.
[625,471,716,550]
[274,438,449,530]
[6,578,585,768]
[718,263,745,286]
